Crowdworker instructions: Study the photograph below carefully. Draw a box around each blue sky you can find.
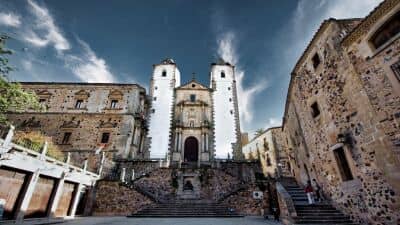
[0,0,383,136]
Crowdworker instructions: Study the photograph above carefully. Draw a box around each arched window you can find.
[221,71,226,78]
[370,11,400,49]
[162,70,167,77]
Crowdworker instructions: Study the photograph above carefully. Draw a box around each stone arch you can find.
[184,136,198,162]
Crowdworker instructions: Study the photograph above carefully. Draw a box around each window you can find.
[333,147,353,181]
[229,98,232,102]
[189,120,194,127]
[162,70,167,77]
[390,60,400,81]
[221,71,226,78]
[228,87,231,90]
[230,110,233,114]
[155,86,158,90]
[39,98,46,103]
[190,94,196,102]
[192,84,196,88]
[266,154,272,166]
[101,132,110,143]
[153,97,157,101]
[110,100,118,109]
[151,109,155,113]
[311,102,320,118]
[75,100,83,109]
[370,11,400,49]
[312,53,321,69]
[62,132,71,144]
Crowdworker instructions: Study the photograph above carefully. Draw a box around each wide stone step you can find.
[297,212,347,217]
[295,215,350,220]
[293,219,354,224]
[129,202,242,217]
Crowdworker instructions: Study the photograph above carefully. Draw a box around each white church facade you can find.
[146,59,242,165]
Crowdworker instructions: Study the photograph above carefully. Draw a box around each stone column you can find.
[49,173,66,217]
[120,168,126,182]
[15,169,40,222]
[175,131,179,152]
[69,183,84,218]
[205,133,208,152]
[97,152,106,177]
[179,132,183,152]
[0,125,14,154]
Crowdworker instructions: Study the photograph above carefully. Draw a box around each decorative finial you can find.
[192,72,196,81]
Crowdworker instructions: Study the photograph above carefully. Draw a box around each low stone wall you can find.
[103,160,160,181]
[93,180,154,216]
[222,184,271,216]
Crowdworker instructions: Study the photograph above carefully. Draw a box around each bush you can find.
[13,131,65,161]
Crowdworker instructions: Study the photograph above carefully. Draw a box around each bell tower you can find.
[147,59,181,158]
[210,59,242,159]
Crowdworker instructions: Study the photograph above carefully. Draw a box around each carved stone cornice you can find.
[342,0,399,47]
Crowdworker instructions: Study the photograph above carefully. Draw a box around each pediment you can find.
[60,119,80,129]
[20,117,41,128]
[75,90,90,99]
[109,90,123,100]
[99,119,117,128]
[36,90,52,98]
[177,80,209,90]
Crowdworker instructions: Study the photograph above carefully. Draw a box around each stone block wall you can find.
[221,184,271,216]
[283,9,400,225]
[242,127,291,178]
[93,180,154,216]
[5,82,149,172]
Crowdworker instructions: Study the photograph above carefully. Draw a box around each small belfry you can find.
[146,58,242,165]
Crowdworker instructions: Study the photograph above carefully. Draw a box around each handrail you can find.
[128,182,164,204]
[276,182,297,223]
[216,183,248,203]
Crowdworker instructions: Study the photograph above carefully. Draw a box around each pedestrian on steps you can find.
[304,180,314,205]
[312,179,322,202]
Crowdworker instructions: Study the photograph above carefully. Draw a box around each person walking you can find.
[312,179,322,202]
[304,180,314,205]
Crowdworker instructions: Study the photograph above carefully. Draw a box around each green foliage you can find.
[14,131,65,161]
[0,35,42,124]
[254,128,265,137]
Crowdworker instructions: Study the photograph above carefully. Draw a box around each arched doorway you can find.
[184,137,198,162]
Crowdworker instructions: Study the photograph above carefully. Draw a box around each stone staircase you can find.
[282,178,357,225]
[128,201,243,217]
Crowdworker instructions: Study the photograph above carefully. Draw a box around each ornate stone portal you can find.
[171,79,214,167]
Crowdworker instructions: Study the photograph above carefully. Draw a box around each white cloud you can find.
[217,32,268,128]
[25,0,70,52]
[7,0,116,83]
[265,117,281,129]
[64,39,115,83]
[0,12,21,27]
[284,0,383,66]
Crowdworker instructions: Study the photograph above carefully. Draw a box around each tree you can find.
[254,128,265,137]
[0,35,41,124]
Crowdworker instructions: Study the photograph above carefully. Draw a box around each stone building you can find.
[5,82,148,171]
[243,127,290,178]
[282,0,400,224]
[147,59,242,166]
